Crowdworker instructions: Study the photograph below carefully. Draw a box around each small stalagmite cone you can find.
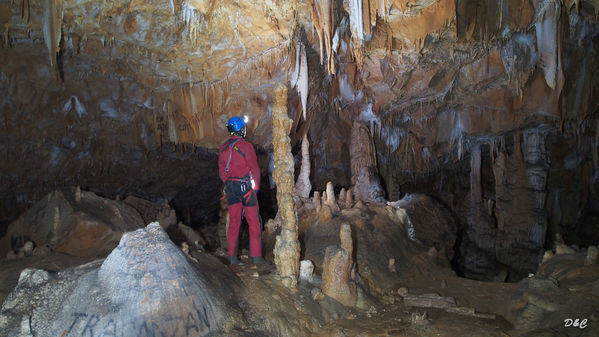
[541,250,554,264]
[326,181,335,206]
[319,204,333,223]
[339,188,346,203]
[313,191,321,213]
[353,200,364,210]
[585,246,598,265]
[340,223,352,255]
[346,189,353,206]
[75,186,81,203]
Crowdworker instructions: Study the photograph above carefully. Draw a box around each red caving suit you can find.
[218,135,262,258]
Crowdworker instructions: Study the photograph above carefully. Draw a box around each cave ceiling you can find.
[5,0,595,148]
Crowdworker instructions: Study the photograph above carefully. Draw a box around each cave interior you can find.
[1,0,599,336]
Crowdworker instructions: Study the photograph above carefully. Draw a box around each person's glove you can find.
[251,178,258,192]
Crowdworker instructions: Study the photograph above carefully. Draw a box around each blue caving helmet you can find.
[227,116,247,137]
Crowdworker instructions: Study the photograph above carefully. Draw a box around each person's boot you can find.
[252,256,266,265]
[230,255,239,265]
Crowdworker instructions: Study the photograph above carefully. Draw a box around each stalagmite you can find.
[350,122,385,202]
[42,0,63,70]
[585,246,598,265]
[346,189,353,206]
[339,187,346,203]
[294,134,312,198]
[314,191,321,213]
[322,223,357,306]
[594,120,599,169]
[326,181,335,206]
[319,204,333,223]
[272,83,301,288]
[75,186,81,203]
[217,198,229,250]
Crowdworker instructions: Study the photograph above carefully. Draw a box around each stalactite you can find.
[22,0,30,23]
[362,0,371,36]
[309,0,337,75]
[594,120,599,170]
[290,42,309,119]
[290,42,300,86]
[42,0,62,70]
[470,144,482,205]
[293,134,312,199]
[534,0,563,91]
[3,24,9,48]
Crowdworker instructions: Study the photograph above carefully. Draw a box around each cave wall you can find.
[1,0,599,280]
[367,1,599,279]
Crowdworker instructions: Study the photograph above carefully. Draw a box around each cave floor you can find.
[1,252,520,337]
[223,255,519,337]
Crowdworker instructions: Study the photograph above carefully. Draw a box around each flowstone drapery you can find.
[272,83,301,288]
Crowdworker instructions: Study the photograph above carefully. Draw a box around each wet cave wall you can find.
[1,0,599,281]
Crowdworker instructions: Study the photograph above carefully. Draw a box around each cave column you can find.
[350,122,385,202]
[272,83,301,288]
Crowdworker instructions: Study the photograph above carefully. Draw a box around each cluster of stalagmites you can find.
[541,234,599,266]
[297,181,365,307]
[506,233,599,332]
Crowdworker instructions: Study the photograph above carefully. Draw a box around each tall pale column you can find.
[272,83,301,288]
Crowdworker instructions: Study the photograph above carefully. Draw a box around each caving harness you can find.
[221,138,255,205]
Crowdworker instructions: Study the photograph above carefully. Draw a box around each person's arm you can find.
[244,142,261,191]
[218,145,227,182]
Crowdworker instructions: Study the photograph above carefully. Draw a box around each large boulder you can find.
[0,187,145,258]
[0,223,247,337]
[506,250,599,335]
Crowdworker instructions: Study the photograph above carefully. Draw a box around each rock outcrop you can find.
[507,247,599,335]
[0,187,144,259]
[0,223,246,337]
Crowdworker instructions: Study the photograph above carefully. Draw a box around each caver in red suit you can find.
[218,116,264,265]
